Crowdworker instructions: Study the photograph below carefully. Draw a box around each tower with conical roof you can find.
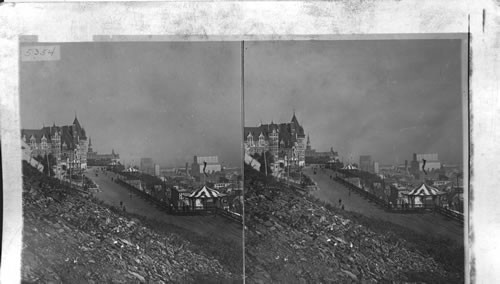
[88,136,93,152]
[71,113,88,170]
[306,134,311,151]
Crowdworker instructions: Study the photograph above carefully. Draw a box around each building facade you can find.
[410,153,441,175]
[87,137,120,166]
[141,158,154,175]
[244,112,306,167]
[191,155,222,179]
[21,115,88,171]
[359,155,373,172]
[154,164,161,177]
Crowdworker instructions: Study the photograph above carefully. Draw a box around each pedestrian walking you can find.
[342,204,345,210]
[338,198,342,207]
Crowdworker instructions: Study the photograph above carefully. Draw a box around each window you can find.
[30,136,36,149]
[41,136,47,150]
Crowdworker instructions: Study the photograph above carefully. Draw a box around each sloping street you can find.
[304,167,464,244]
[90,168,242,245]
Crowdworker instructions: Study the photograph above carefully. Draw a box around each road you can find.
[88,167,242,245]
[304,167,464,244]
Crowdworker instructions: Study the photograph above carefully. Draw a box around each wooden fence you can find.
[115,176,243,223]
[334,176,465,225]
[435,206,465,224]
[216,208,243,223]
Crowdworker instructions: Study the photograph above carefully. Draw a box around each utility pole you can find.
[46,153,50,177]
[287,154,290,187]
[70,161,73,189]
[264,150,268,177]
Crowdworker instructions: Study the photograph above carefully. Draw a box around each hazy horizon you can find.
[20,42,242,168]
[244,40,465,166]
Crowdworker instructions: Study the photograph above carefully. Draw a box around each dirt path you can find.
[304,167,464,244]
[90,168,242,245]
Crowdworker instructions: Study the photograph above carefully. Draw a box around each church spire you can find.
[291,110,299,124]
[73,112,79,125]
[306,133,311,150]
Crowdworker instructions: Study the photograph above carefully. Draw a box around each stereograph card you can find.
[0,1,498,283]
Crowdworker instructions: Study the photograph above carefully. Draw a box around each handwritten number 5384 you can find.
[24,47,56,57]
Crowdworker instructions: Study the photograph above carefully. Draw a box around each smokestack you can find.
[405,160,408,169]
[413,153,417,161]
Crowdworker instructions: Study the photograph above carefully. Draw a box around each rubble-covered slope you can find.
[22,163,240,283]
[244,165,463,283]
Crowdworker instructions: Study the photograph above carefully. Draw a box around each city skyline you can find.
[244,40,465,165]
[20,42,242,168]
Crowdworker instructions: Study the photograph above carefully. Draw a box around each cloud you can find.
[245,39,463,165]
[20,42,241,167]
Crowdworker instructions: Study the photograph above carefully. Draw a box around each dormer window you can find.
[259,133,265,146]
[247,133,254,146]
[30,136,36,149]
[41,136,48,150]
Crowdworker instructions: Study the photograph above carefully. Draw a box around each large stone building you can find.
[410,153,441,176]
[141,158,154,175]
[305,134,339,165]
[244,112,306,167]
[191,155,222,180]
[87,138,120,166]
[21,115,88,171]
[359,155,373,172]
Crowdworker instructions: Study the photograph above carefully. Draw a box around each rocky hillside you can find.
[22,162,241,283]
[244,165,463,283]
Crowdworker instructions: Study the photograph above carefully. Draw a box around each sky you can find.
[20,42,241,168]
[244,40,465,166]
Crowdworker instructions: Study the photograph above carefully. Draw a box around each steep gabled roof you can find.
[291,112,299,124]
[243,126,263,140]
[22,129,43,142]
[61,125,76,149]
[244,112,306,145]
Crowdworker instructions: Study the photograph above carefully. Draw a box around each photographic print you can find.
[243,38,467,283]
[5,1,499,283]
[19,41,243,283]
